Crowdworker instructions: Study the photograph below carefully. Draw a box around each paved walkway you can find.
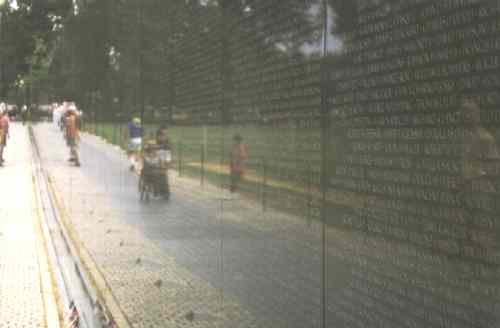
[0,124,58,328]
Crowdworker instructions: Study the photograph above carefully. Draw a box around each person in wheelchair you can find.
[140,140,170,200]
[140,141,161,198]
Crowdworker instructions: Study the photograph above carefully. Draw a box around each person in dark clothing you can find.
[155,125,172,199]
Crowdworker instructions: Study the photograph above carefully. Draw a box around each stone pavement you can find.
[33,123,344,328]
[0,124,59,328]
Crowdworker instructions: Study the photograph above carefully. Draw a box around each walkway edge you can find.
[33,175,62,328]
[46,174,132,328]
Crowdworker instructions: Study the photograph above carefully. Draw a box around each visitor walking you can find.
[0,108,10,166]
[230,134,247,193]
[21,105,28,126]
[126,117,143,171]
[65,108,81,167]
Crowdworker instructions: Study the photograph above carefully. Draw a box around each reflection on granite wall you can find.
[64,0,500,327]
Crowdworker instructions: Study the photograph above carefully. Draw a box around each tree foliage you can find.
[0,0,71,99]
[47,0,327,121]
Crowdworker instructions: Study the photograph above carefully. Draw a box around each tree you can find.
[48,0,324,122]
[0,0,71,100]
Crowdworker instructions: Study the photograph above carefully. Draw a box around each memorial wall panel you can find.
[224,0,323,218]
[70,1,500,327]
[217,2,326,327]
[173,2,223,125]
[326,1,500,327]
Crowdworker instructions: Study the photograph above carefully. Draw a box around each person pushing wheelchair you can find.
[139,126,172,201]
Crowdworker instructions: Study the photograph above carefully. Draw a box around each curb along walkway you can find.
[0,123,59,328]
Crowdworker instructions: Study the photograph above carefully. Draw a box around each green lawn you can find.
[83,121,323,218]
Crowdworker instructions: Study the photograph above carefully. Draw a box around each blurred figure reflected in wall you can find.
[230,133,247,193]
[459,99,500,260]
